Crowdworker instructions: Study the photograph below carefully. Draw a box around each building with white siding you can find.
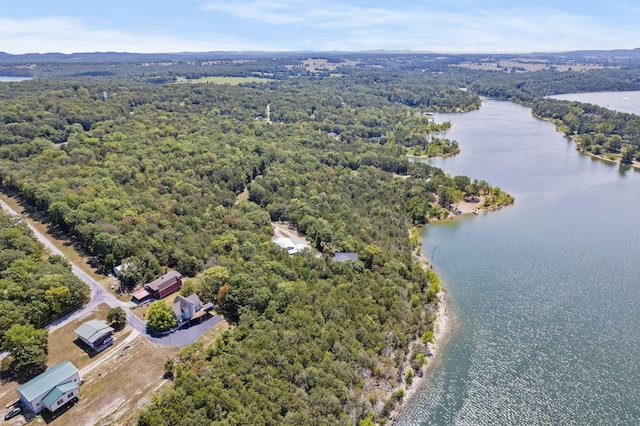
[16,362,80,414]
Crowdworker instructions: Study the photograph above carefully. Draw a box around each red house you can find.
[145,270,183,299]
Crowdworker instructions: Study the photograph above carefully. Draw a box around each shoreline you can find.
[387,253,451,424]
[534,113,640,171]
[390,288,449,423]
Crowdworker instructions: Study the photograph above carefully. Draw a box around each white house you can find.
[16,361,80,414]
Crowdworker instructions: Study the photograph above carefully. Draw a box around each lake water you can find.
[0,76,32,82]
[396,97,640,425]
[550,90,640,115]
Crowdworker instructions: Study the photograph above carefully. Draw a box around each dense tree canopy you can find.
[0,60,517,423]
[0,211,89,338]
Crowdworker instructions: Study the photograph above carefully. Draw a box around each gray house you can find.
[171,293,203,323]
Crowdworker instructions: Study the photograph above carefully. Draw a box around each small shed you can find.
[16,361,80,414]
[132,287,151,303]
[145,271,183,299]
[74,319,114,353]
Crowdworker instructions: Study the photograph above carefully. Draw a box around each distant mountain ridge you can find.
[0,48,639,64]
[0,51,325,63]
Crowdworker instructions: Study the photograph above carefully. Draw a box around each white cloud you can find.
[204,0,305,24]
[2,3,639,54]
[0,17,277,54]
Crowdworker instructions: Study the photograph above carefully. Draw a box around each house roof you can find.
[17,362,78,402]
[332,252,359,262]
[186,293,202,306]
[132,287,151,301]
[172,293,202,312]
[113,263,132,277]
[42,381,79,408]
[74,320,114,344]
[145,271,182,292]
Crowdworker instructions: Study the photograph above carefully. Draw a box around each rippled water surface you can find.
[396,98,640,425]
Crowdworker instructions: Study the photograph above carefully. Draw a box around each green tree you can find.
[200,265,230,301]
[107,307,127,330]
[621,146,636,164]
[1,323,48,379]
[147,301,177,333]
[164,358,175,379]
[44,284,73,314]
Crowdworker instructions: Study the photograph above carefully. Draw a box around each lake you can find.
[396,97,640,425]
[0,76,32,82]
[550,90,640,115]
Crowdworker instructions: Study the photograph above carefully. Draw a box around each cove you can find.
[396,99,640,425]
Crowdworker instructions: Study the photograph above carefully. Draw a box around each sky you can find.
[1,0,639,54]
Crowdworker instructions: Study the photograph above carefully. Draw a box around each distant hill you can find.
[0,48,638,65]
[0,51,320,64]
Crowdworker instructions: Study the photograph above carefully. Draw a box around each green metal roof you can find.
[16,361,78,402]
[74,319,114,344]
[42,381,79,408]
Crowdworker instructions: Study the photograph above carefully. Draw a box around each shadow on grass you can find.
[0,359,46,384]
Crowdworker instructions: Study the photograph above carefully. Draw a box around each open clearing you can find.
[175,76,273,85]
[0,301,229,425]
[272,221,313,251]
[455,60,610,72]
[0,303,172,425]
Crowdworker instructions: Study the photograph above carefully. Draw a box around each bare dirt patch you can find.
[272,221,313,250]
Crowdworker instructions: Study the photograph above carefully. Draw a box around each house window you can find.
[67,392,74,397]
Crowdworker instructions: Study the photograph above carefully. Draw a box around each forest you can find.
[0,209,89,380]
[0,63,514,425]
[3,53,638,424]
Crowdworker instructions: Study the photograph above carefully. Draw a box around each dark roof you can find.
[332,252,359,262]
[202,302,214,311]
[145,270,182,292]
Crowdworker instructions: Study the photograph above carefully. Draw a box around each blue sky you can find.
[1,0,639,54]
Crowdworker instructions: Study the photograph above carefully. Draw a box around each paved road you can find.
[0,198,223,347]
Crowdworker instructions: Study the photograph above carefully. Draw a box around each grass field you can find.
[175,76,273,85]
